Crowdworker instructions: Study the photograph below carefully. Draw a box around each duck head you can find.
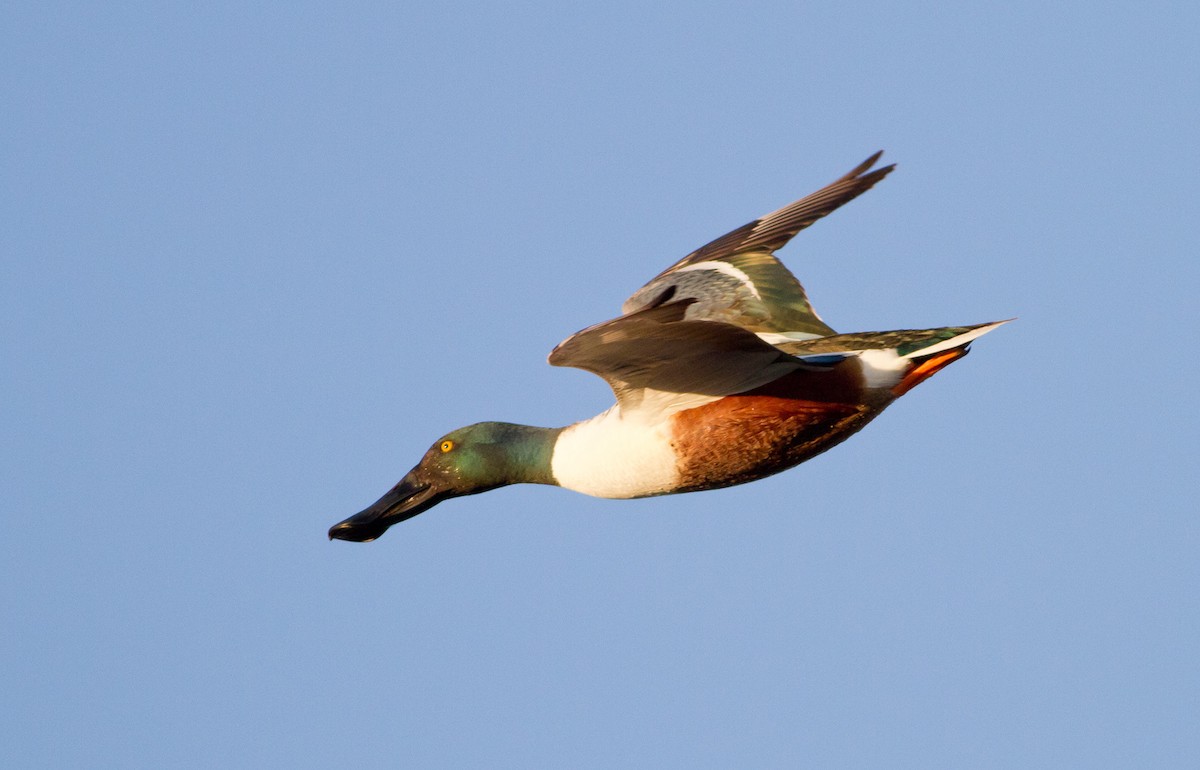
[328,421,559,542]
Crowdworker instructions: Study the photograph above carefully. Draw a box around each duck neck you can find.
[488,422,564,487]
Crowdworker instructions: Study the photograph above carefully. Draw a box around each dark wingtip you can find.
[840,150,892,180]
[840,151,895,193]
[847,150,884,177]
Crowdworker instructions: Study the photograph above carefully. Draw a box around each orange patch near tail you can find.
[892,347,971,397]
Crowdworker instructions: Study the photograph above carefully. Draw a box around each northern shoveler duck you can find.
[329,152,1007,542]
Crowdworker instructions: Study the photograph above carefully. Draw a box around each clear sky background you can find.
[3,2,1198,767]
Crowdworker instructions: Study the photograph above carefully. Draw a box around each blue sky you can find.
[3,2,1198,767]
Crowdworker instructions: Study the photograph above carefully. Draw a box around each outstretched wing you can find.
[548,298,808,413]
[623,152,894,336]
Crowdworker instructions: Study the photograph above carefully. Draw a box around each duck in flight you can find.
[329,152,1007,542]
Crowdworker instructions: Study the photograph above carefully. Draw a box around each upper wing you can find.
[622,152,894,336]
[548,297,807,413]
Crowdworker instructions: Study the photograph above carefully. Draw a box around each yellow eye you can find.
[440,440,454,453]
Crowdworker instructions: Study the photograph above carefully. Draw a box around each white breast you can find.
[550,406,681,499]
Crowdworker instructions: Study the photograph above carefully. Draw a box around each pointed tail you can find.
[891,320,1011,396]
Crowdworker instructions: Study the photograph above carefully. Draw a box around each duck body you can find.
[550,392,871,500]
[329,152,1008,542]
[548,319,1000,500]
